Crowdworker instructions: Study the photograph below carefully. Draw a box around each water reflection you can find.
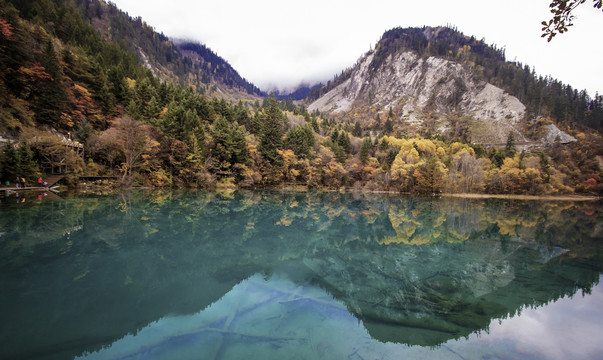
[77,273,603,360]
[78,274,364,360]
[0,190,601,359]
[464,282,603,360]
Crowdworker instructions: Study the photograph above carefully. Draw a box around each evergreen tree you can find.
[352,122,362,137]
[74,118,93,143]
[97,82,115,117]
[108,66,131,104]
[384,118,393,134]
[285,125,315,158]
[505,132,516,157]
[233,100,250,128]
[258,96,284,166]
[360,137,372,164]
[489,148,504,168]
[34,39,67,127]
[311,117,319,133]
[0,143,18,183]
[384,147,399,169]
[125,100,141,120]
[144,95,161,124]
[331,128,339,144]
[332,144,346,164]
[16,140,38,180]
[415,156,446,194]
[248,113,262,135]
[182,109,203,148]
[210,116,248,172]
[338,131,351,153]
[41,39,62,81]
[230,125,248,165]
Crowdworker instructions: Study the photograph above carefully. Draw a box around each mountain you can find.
[0,0,264,136]
[43,0,261,102]
[273,84,322,101]
[3,0,263,105]
[308,26,602,145]
[77,0,263,101]
[176,41,263,98]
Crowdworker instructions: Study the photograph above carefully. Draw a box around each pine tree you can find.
[144,95,161,124]
[210,116,248,169]
[285,125,315,158]
[0,143,18,183]
[258,96,284,166]
[505,132,516,158]
[74,118,94,143]
[230,125,248,165]
[384,119,393,134]
[41,39,61,81]
[16,140,39,180]
[360,137,372,164]
[311,117,319,133]
[34,39,67,127]
[352,122,362,137]
[331,128,339,143]
[210,116,231,168]
[338,131,351,153]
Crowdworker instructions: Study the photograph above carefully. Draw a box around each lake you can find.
[0,190,601,359]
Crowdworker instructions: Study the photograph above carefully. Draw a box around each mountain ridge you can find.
[79,0,263,101]
[307,26,602,140]
[308,48,531,144]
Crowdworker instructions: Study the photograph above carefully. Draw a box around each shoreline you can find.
[441,193,600,201]
[5,183,600,201]
[276,186,601,201]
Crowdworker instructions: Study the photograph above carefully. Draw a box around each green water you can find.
[0,190,601,359]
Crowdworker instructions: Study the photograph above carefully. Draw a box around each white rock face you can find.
[309,50,532,144]
[540,123,577,143]
[309,52,375,113]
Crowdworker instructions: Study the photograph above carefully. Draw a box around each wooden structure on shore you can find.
[40,137,84,175]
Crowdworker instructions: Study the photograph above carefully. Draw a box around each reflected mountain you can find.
[77,273,373,360]
[0,191,601,359]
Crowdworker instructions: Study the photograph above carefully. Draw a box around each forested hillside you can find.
[7,0,262,100]
[0,1,601,195]
[177,41,263,97]
[308,27,603,132]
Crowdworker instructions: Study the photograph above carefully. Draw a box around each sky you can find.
[109,0,603,95]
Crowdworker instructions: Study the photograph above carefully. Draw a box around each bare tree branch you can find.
[542,0,603,41]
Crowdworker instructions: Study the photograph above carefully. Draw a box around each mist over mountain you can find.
[271,83,322,101]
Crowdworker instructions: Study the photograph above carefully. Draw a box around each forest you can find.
[0,0,601,195]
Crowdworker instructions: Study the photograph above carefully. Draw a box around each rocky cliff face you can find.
[309,49,536,144]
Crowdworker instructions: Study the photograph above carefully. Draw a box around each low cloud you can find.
[112,0,602,94]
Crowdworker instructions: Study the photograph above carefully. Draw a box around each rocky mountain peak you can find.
[308,27,577,146]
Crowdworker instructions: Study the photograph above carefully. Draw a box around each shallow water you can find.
[0,190,601,359]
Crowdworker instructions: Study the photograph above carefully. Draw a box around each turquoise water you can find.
[0,190,601,359]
